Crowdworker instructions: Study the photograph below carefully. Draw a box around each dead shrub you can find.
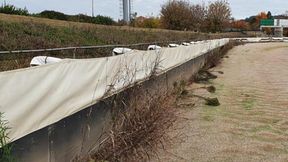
[87,86,177,162]
[173,80,188,97]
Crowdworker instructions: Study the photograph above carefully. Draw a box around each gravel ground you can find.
[153,43,288,162]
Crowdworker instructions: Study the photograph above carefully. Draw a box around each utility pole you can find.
[92,0,94,17]
[4,0,6,6]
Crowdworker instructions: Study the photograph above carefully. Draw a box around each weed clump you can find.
[206,85,216,93]
[191,94,220,107]
[205,97,220,106]
[173,80,188,97]
[194,70,218,83]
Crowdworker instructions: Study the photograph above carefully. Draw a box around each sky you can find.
[2,0,288,20]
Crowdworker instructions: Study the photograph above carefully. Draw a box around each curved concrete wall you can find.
[0,39,229,161]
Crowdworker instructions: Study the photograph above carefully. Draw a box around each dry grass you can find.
[0,13,248,51]
[154,43,288,162]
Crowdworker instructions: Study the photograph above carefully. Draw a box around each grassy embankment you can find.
[0,13,248,71]
[0,13,249,50]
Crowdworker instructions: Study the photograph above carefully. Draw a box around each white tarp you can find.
[0,38,229,142]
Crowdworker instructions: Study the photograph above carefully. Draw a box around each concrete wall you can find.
[10,48,217,162]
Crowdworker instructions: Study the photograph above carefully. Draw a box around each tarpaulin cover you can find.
[0,38,229,142]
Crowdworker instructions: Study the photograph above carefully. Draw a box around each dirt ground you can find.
[153,43,288,162]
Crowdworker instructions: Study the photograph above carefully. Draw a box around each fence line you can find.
[0,40,192,55]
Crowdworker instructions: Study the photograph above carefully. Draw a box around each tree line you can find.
[131,0,231,33]
[0,4,115,25]
[160,0,231,32]
[231,11,288,36]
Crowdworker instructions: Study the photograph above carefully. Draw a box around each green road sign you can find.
[260,19,274,26]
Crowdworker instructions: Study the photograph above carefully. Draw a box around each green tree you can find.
[0,4,29,16]
[92,15,115,25]
[267,11,273,19]
[38,10,68,20]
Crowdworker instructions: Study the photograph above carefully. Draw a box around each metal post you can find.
[73,48,77,59]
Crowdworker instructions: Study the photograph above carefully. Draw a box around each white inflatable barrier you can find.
[147,45,162,50]
[0,38,229,142]
[112,48,133,56]
[30,56,62,66]
[168,44,179,48]
[182,42,190,46]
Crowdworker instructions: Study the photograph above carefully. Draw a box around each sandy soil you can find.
[153,43,288,162]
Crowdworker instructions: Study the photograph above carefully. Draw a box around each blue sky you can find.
[2,0,288,20]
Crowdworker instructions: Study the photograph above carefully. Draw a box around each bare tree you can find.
[160,0,193,30]
[160,0,230,32]
[206,0,231,32]
[190,3,207,32]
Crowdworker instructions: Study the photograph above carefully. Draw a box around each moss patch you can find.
[242,98,256,110]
